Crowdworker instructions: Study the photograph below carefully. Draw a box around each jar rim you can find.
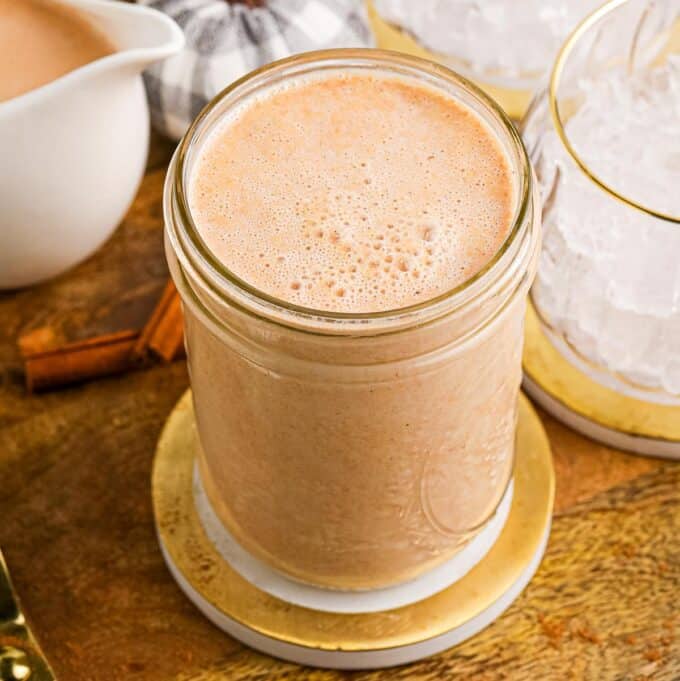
[170,49,533,327]
[548,0,680,224]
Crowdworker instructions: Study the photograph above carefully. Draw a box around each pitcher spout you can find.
[80,0,185,71]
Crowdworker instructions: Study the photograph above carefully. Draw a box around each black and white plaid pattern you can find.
[139,0,374,139]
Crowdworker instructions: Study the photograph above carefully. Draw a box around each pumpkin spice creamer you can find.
[0,0,114,103]
[165,51,540,590]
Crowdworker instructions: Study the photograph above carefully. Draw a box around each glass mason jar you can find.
[523,0,680,404]
[164,50,540,590]
[369,0,602,119]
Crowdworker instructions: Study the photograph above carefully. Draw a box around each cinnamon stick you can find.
[148,290,185,362]
[22,329,139,392]
[20,278,185,392]
[132,279,185,363]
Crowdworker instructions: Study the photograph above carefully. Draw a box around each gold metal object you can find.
[0,550,55,681]
[523,302,680,442]
[152,390,554,651]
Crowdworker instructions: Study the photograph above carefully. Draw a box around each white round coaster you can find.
[158,519,550,670]
[523,374,680,460]
[153,391,554,671]
[193,464,515,614]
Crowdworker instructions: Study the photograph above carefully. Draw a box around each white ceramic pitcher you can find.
[0,0,184,289]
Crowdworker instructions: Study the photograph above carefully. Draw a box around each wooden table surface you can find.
[0,134,678,681]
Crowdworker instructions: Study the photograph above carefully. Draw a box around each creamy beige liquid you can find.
[190,74,514,312]
[183,71,530,589]
[0,0,114,103]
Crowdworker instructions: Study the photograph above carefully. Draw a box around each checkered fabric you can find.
[139,0,374,139]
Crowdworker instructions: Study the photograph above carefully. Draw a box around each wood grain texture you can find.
[0,134,677,681]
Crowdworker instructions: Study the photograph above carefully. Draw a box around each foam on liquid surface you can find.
[189,73,515,313]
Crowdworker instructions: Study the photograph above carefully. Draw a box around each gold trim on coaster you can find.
[523,303,680,442]
[152,390,554,652]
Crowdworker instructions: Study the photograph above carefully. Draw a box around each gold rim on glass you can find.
[549,0,680,224]
[171,48,533,325]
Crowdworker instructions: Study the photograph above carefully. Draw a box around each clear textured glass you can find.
[165,50,540,590]
[522,0,680,404]
[370,0,602,119]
